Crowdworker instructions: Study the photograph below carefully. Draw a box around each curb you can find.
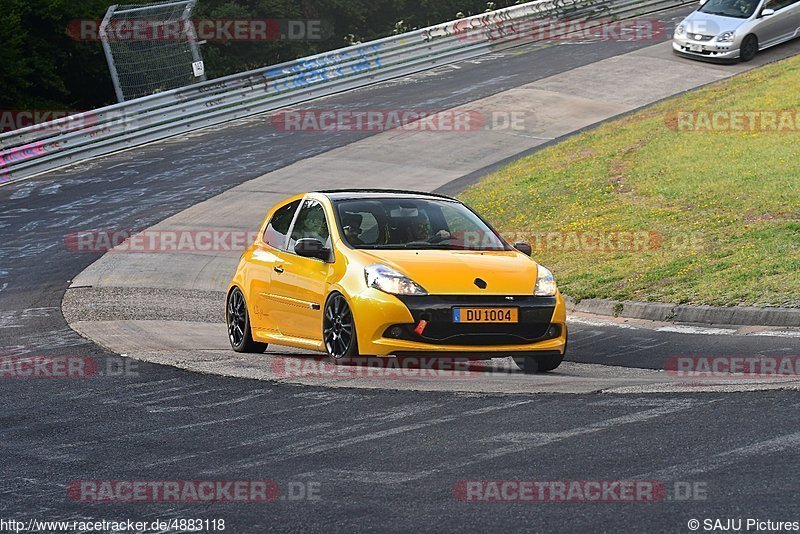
[565,297,800,328]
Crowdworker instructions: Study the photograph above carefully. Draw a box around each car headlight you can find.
[717,31,735,42]
[675,23,686,36]
[534,265,557,297]
[365,264,428,296]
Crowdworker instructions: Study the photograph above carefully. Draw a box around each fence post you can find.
[100,5,125,103]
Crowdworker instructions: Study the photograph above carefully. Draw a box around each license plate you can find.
[453,307,518,323]
[689,44,703,52]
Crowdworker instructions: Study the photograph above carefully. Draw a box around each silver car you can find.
[673,0,800,62]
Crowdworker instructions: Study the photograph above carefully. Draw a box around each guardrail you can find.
[0,0,694,186]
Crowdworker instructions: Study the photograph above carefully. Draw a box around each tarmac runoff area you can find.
[63,41,800,395]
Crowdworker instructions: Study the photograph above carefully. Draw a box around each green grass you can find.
[460,55,800,308]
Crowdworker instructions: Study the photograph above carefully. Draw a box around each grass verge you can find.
[460,55,800,307]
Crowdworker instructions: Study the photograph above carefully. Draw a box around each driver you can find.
[737,0,756,14]
[342,213,365,245]
[409,214,451,243]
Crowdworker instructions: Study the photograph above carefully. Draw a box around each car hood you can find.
[682,11,746,35]
[358,249,540,295]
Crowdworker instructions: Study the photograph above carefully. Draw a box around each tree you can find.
[1,0,518,111]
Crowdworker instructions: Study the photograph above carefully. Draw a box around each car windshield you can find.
[333,197,509,251]
[698,0,759,18]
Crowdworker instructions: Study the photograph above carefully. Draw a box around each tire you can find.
[513,353,564,374]
[739,35,758,62]
[513,327,567,374]
[226,287,268,353]
[323,293,359,361]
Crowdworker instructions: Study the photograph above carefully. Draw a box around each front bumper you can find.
[672,38,740,62]
[351,289,567,357]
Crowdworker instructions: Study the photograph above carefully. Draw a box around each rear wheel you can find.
[740,35,758,62]
[227,287,268,353]
[323,293,358,361]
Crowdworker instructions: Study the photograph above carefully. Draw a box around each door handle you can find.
[273,265,284,274]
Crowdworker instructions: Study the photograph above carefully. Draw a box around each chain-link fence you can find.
[100,0,206,102]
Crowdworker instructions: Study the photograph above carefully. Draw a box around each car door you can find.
[756,0,800,46]
[786,0,800,37]
[269,198,334,340]
[248,198,300,334]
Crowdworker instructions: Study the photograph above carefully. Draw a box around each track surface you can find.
[2,7,800,530]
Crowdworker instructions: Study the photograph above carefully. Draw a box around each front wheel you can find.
[227,287,268,353]
[513,352,564,374]
[739,35,758,62]
[323,293,358,361]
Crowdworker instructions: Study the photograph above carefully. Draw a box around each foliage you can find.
[1,0,515,110]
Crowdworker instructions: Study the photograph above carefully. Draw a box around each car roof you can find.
[313,189,457,201]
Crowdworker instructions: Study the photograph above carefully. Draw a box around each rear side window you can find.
[263,200,301,249]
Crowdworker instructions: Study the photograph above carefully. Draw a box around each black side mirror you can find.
[294,238,331,261]
[514,242,532,257]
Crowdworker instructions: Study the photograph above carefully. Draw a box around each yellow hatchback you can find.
[226,190,567,373]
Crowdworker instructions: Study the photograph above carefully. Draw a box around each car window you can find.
[263,199,301,250]
[699,0,760,18]
[288,200,332,253]
[766,0,798,10]
[334,198,508,251]
[341,208,382,246]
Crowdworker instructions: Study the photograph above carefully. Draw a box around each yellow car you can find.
[226,190,567,373]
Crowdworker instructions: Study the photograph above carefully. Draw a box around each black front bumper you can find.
[387,295,560,346]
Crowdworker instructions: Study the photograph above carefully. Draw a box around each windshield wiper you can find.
[403,242,464,249]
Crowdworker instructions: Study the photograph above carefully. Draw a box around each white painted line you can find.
[568,316,640,329]
[655,325,738,336]
[404,400,700,481]
[570,315,800,338]
[751,330,800,339]
[208,399,535,474]
[637,431,800,480]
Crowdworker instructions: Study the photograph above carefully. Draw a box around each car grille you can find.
[390,294,560,346]
[385,323,561,346]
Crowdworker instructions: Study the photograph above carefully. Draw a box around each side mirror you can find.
[294,238,331,261]
[761,8,775,16]
[514,242,532,257]
[699,0,708,5]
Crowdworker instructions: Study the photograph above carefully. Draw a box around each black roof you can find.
[314,189,456,201]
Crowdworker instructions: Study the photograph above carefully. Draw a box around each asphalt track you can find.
[2,6,800,531]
